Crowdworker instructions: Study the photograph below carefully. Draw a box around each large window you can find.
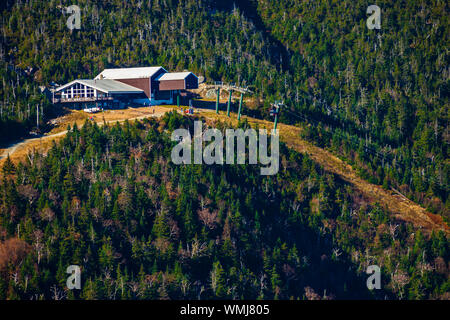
[72,83,83,98]
[86,87,94,97]
[60,83,106,100]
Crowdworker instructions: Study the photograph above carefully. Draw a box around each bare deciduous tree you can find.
[391,268,410,299]
[389,223,399,241]
[198,208,218,230]
[0,238,31,272]
[304,286,321,300]
[50,285,66,300]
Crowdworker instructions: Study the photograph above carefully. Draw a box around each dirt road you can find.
[0,130,68,161]
[0,106,177,163]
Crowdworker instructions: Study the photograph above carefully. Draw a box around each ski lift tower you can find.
[228,83,251,121]
[270,100,284,131]
[214,81,223,114]
[226,83,234,117]
[206,82,252,118]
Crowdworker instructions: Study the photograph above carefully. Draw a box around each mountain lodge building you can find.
[52,67,198,109]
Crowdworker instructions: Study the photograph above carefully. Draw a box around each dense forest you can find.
[251,0,449,221]
[1,0,448,221]
[0,112,448,300]
[0,0,284,142]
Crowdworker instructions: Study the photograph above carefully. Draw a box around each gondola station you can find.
[52,66,198,109]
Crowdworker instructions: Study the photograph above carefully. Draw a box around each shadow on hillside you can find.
[211,0,292,71]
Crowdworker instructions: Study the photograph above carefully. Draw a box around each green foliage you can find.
[1,0,447,218]
[0,113,447,300]
[0,0,448,300]
[252,0,449,220]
